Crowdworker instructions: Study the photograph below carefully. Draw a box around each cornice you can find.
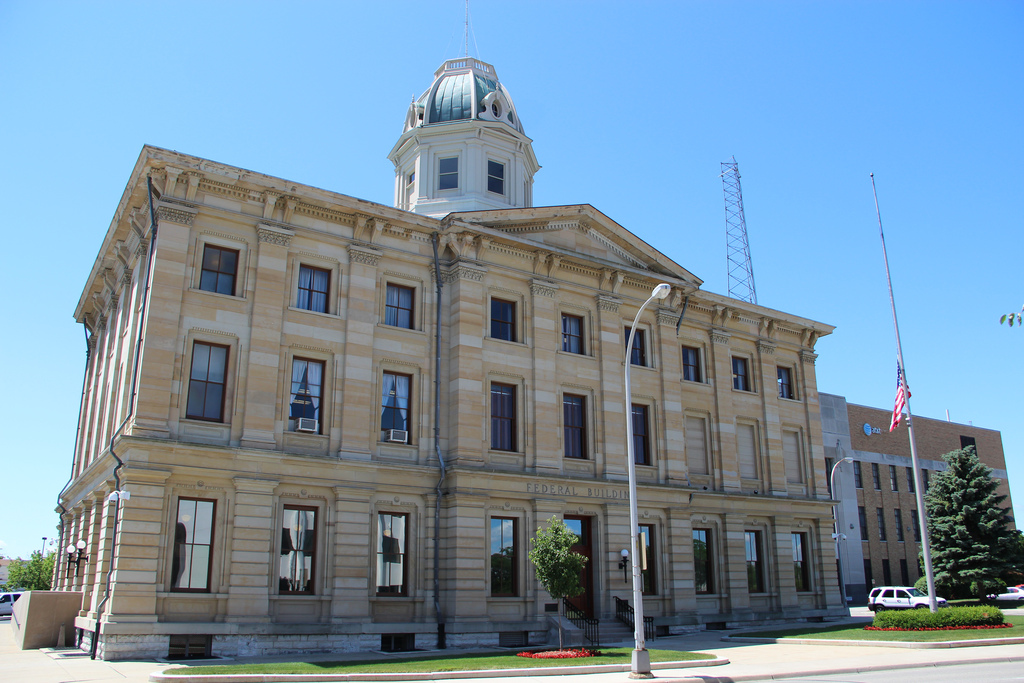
[596,295,621,313]
[757,341,776,355]
[801,351,818,365]
[711,329,731,345]
[444,262,486,282]
[155,203,197,226]
[530,278,558,297]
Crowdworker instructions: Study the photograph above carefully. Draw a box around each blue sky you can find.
[0,1,1020,560]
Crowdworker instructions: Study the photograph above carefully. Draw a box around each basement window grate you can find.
[499,631,528,648]
[167,634,212,659]
[381,633,415,652]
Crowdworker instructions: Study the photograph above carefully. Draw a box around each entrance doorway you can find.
[563,515,595,617]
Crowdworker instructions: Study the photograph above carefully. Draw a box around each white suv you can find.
[868,586,946,611]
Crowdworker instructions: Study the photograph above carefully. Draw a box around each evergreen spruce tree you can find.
[924,446,1016,599]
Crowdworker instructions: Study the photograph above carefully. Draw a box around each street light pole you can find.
[624,282,671,679]
[830,455,853,606]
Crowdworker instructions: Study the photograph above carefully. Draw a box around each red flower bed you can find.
[864,623,1014,632]
[517,648,602,659]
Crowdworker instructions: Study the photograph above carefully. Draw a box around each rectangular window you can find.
[732,357,751,391]
[171,498,215,592]
[289,358,324,433]
[783,430,802,483]
[894,509,905,542]
[792,532,810,592]
[960,435,977,453]
[490,517,517,596]
[490,298,516,341]
[906,467,915,493]
[491,383,517,451]
[561,314,584,354]
[864,559,874,588]
[877,507,887,541]
[900,558,910,586]
[745,530,764,593]
[438,156,458,190]
[825,457,834,496]
[186,342,228,422]
[737,423,758,479]
[693,528,713,593]
[563,394,587,459]
[923,469,929,490]
[889,465,899,492]
[385,284,414,329]
[279,506,316,594]
[487,160,505,195]
[297,265,330,313]
[854,461,863,488]
[199,245,238,296]
[685,416,708,476]
[631,404,650,466]
[911,512,921,541]
[858,506,869,540]
[681,346,702,382]
[882,558,892,586]
[777,366,794,399]
[872,463,881,490]
[380,372,411,433]
[626,327,647,366]
[377,512,407,595]
[639,524,656,594]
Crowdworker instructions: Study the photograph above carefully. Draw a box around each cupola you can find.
[388,58,540,217]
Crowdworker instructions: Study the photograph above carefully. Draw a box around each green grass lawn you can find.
[172,647,712,675]
[742,622,1024,642]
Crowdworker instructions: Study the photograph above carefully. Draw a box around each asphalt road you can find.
[753,660,1024,683]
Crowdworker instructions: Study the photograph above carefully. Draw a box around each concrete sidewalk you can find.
[5,614,1024,683]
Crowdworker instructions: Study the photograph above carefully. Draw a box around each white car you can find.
[0,592,23,616]
[988,586,1024,602]
[868,586,947,611]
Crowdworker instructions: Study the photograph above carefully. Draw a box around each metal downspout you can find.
[431,233,447,649]
[55,323,93,591]
[90,176,159,659]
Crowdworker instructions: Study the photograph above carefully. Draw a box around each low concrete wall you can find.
[11,591,83,649]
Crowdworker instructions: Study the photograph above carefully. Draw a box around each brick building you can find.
[821,393,1013,604]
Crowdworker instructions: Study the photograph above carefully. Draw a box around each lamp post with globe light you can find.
[830,455,854,605]
[623,282,671,678]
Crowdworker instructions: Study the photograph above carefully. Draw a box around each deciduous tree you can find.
[528,517,587,650]
[4,550,55,591]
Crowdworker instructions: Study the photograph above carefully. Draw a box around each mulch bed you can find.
[865,623,1014,631]
[517,648,603,659]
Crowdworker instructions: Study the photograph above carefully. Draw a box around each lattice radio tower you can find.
[721,157,757,304]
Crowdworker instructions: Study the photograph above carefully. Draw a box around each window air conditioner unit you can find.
[386,429,408,444]
[296,418,319,433]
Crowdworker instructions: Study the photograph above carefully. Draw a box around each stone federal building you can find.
[55,57,845,660]
[821,394,1013,604]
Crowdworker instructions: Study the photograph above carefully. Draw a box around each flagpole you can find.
[871,173,939,612]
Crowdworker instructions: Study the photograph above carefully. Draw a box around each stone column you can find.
[239,224,293,449]
[800,351,829,498]
[722,513,751,614]
[709,330,741,492]
[594,295,625,480]
[530,279,559,473]
[225,477,277,622]
[667,507,697,615]
[445,261,488,466]
[772,516,799,614]
[85,484,116,620]
[338,244,382,458]
[132,202,197,439]
[441,491,488,621]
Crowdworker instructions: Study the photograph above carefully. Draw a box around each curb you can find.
[660,654,1024,683]
[725,635,1024,648]
[149,656,728,682]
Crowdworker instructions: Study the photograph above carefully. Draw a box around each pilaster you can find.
[595,295,625,480]
[758,341,786,496]
[442,491,488,620]
[338,244,382,458]
[710,330,741,492]
[226,477,278,622]
[330,487,373,621]
[445,261,488,465]
[656,305,687,484]
[722,513,752,613]
[239,224,293,449]
[530,278,559,474]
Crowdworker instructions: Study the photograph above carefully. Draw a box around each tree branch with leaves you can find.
[528,517,588,650]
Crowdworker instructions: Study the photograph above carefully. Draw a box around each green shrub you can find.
[914,576,929,594]
[872,605,1004,630]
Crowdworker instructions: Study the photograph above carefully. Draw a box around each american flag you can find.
[889,363,910,431]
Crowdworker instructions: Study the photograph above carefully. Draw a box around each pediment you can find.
[451,205,701,285]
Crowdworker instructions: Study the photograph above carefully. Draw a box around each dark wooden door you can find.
[563,516,594,617]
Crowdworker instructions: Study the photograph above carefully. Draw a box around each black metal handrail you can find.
[562,599,600,647]
[613,595,655,641]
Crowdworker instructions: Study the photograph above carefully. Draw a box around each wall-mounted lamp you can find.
[618,548,630,582]
[66,539,88,575]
